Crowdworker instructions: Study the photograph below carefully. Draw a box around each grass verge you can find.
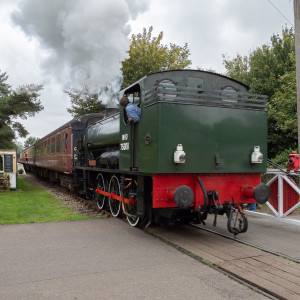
[0,177,95,225]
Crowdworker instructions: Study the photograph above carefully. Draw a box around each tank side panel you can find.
[128,104,159,173]
[156,103,267,173]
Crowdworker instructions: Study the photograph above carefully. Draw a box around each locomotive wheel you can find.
[108,175,122,217]
[95,173,106,210]
[227,208,248,235]
[126,214,141,227]
[124,181,141,227]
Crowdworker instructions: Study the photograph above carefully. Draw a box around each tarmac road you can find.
[0,218,267,300]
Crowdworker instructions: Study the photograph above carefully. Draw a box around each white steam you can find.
[12,0,149,94]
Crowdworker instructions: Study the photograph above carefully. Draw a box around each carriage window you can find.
[0,155,3,172]
[222,87,238,102]
[64,134,68,152]
[51,137,55,153]
[56,135,61,153]
[61,134,65,152]
[43,141,46,154]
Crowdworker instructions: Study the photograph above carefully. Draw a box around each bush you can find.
[269,148,296,169]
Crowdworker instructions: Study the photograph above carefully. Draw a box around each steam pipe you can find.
[197,178,208,207]
[121,192,135,218]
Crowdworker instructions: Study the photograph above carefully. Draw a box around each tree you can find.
[223,27,296,159]
[66,86,105,117]
[0,71,43,149]
[222,54,250,85]
[267,70,298,155]
[24,136,40,148]
[121,26,192,89]
[224,27,294,96]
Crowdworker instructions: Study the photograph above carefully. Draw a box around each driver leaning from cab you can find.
[119,97,141,124]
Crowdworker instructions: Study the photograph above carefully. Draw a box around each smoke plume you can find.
[12,0,150,93]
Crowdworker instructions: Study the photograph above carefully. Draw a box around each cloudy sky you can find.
[0,0,294,144]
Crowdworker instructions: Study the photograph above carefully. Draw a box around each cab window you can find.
[122,84,141,125]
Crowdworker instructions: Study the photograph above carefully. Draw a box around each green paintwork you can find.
[85,115,120,149]
[119,70,268,174]
[119,108,131,170]
[84,70,268,175]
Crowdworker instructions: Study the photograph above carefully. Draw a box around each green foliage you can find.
[14,141,24,153]
[66,86,105,117]
[0,71,43,148]
[223,27,296,158]
[0,177,94,225]
[222,54,250,85]
[270,148,294,169]
[121,26,192,89]
[224,27,295,96]
[269,71,297,134]
[24,136,40,148]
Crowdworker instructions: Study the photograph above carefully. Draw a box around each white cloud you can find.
[1,0,150,142]
[11,0,150,91]
[129,0,293,72]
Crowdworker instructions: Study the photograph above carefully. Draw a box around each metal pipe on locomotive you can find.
[19,70,270,234]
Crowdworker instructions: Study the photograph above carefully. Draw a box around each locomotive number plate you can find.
[120,143,129,151]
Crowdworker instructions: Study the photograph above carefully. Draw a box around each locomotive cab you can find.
[119,83,142,171]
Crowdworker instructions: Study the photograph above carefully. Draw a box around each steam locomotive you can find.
[19,70,270,234]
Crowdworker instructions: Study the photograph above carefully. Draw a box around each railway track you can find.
[147,223,300,300]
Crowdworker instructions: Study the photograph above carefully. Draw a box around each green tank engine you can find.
[79,70,269,234]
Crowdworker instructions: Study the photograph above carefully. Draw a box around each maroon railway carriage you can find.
[19,114,103,188]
